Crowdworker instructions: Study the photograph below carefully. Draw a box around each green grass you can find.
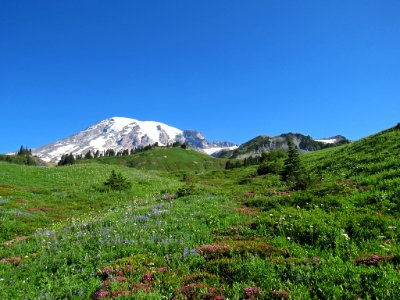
[82,147,227,172]
[1,125,400,299]
[0,162,180,242]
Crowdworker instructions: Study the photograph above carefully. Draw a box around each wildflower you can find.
[244,286,260,296]
[287,237,291,241]
[378,210,381,217]
[341,229,350,240]
[142,272,155,283]
[93,289,109,299]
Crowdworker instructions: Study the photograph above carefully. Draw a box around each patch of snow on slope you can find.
[315,138,337,144]
[108,117,183,145]
[48,144,77,156]
[109,117,138,132]
[89,136,108,149]
[202,146,238,155]
[139,121,182,144]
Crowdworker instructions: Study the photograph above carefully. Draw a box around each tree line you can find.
[58,142,187,166]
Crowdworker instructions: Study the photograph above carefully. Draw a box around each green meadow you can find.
[1,125,400,299]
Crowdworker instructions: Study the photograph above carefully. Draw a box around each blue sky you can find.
[1,0,399,153]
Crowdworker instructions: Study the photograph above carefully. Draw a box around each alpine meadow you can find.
[1,124,400,299]
[1,2,400,299]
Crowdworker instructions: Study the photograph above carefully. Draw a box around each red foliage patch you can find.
[1,236,28,247]
[244,286,260,299]
[271,289,289,299]
[0,257,22,265]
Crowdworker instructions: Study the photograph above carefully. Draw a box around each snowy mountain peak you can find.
[32,117,236,162]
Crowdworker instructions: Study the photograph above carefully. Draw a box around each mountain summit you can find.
[32,117,236,162]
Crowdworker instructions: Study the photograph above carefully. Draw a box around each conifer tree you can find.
[84,150,93,159]
[104,170,132,191]
[281,139,307,189]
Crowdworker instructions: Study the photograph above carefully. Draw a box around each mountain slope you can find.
[304,123,400,179]
[217,133,349,158]
[32,117,236,162]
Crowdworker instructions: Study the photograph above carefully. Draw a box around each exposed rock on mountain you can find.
[216,133,349,159]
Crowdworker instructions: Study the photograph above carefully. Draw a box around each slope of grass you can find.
[82,147,227,172]
[0,162,180,242]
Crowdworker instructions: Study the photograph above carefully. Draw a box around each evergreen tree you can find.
[17,145,25,155]
[281,139,308,190]
[25,155,35,165]
[58,153,75,166]
[282,140,301,180]
[84,150,93,159]
[225,160,233,170]
[67,153,75,164]
[17,145,31,156]
[103,170,132,191]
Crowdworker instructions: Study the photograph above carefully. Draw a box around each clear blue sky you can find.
[1,0,399,153]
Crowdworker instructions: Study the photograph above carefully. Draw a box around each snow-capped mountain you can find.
[32,117,237,162]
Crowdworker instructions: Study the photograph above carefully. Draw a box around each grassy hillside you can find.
[82,147,227,172]
[0,162,180,243]
[0,154,49,166]
[1,125,400,299]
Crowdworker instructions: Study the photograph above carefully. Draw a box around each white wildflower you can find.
[341,229,350,240]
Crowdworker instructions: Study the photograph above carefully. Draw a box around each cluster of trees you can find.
[57,142,188,166]
[11,145,36,165]
[258,140,310,190]
[225,150,288,170]
[58,153,75,166]
[226,140,311,190]
[17,145,32,156]
[225,156,261,169]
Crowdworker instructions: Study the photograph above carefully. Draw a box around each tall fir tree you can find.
[281,139,304,189]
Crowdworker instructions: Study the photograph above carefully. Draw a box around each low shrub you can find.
[103,170,132,191]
